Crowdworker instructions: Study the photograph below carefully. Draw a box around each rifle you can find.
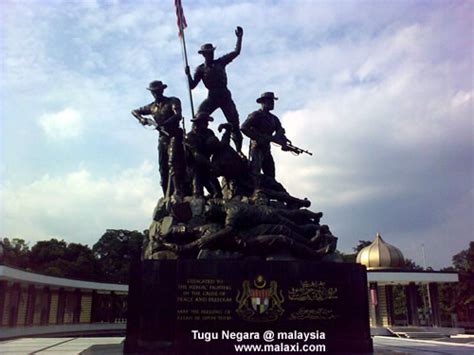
[132,111,170,137]
[271,135,313,156]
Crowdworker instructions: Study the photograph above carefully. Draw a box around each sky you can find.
[1,0,472,270]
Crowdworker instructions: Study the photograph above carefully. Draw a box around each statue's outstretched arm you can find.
[234,26,243,55]
[220,26,243,65]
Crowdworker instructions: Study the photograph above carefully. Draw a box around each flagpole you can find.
[179,29,195,121]
[175,0,194,124]
[175,0,191,180]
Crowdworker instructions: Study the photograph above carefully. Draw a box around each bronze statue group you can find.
[132,27,338,261]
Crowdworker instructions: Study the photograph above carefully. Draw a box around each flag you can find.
[175,0,187,37]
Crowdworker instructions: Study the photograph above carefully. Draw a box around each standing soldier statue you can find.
[241,92,286,183]
[185,112,222,198]
[185,26,244,155]
[242,92,312,187]
[132,80,185,198]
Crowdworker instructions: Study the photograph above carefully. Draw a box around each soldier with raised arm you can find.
[185,26,244,155]
[131,80,185,198]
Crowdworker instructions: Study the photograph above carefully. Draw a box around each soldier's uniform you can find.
[222,200,280,229]
[190,43,244,152]
[134,96,185,196]
[185,114,222,198]
[241,99,285,179]
[207,200,319,238]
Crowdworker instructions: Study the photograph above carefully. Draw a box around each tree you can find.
[392,284,407,323]
[353,240,372,253]
[93,229,144,284]
[336,240,372,263]
[438,242,474,325]
[340,252,357,263]
[2,231,145,284]
[452,242,474,273]
[404,258,423,271]
[29,239,99,280]
[1,238,30,269]
[452,242,474,322]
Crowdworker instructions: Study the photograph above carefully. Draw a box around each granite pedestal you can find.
[125,260,373,354]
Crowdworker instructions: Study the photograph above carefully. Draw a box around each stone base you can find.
[125,260,373,354]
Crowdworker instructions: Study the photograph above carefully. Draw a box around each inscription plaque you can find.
[125,260,373,353]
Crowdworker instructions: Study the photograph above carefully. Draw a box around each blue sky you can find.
[1,0,472,269]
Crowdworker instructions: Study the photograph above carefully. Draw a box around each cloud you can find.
[1,161,159,245]
[38,108,84,140]
[268,14,473,268]
[2,0,472,269]
[451,90,473,108]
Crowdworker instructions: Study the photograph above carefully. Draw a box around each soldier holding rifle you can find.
[241,92,312,184]
[131,80,185,198]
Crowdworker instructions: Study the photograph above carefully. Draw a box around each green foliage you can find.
[1,237,100,281]
[30,239,67,267]
[2,230,144,284]
[404,258,423,271]
[452,242,474,320]
[92,229,144,284]
[29,239,100,280]
[352,240,372,253]
[439,276,457,322]
[392,285,407,322]
[336,240,372,263]
[439,242,474,323]
[453,241,474,273]
[342,252,357,263]
[1,238,30,269]
[332,250,353,262]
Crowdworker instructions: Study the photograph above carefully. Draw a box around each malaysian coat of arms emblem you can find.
[236,275,284,322]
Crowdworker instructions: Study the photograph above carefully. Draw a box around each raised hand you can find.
[235,26,243,38]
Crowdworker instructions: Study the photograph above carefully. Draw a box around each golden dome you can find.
[356,233,405,270]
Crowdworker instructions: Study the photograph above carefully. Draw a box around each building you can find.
[356,233,460,333]
[0,264,127,339]
[0,235,462,339]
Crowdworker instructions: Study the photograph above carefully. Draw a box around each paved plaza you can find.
[0,336,473,354]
